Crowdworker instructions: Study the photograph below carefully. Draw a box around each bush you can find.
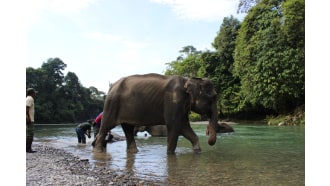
[189,112,201,122]
[266,105,305,126]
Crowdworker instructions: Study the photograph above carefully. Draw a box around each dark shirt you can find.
[77,123,92,132]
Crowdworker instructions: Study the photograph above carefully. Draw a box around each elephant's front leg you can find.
[93,129,108,153]
[167,129,179,155]
[182,123,201,153]
[121,124,138,153]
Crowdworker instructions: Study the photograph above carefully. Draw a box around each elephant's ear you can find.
[201,79,217,98]
[184,79,201,104]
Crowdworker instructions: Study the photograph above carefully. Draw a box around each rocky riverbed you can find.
[26,144,165,186]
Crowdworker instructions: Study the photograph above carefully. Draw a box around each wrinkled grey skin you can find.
[134,125,168,137]
[92,73,218,154]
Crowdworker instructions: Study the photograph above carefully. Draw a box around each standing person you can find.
[75,123,92,144]
[26,88,37,153]
[92,112,103,138]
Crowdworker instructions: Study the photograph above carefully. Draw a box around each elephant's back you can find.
[106,74,185,123]
[112,73,183,94]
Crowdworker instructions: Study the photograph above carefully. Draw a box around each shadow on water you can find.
[34,123,305,185]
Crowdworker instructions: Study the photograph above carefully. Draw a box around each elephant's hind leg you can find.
[122,124,138,153]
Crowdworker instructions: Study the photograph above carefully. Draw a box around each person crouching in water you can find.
[75,123,91,144]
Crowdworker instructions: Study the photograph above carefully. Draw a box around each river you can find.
[33,122,305,185]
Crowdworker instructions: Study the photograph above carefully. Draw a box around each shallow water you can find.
[34,123,305,185]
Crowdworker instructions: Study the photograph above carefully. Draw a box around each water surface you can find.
[34,123,305,185]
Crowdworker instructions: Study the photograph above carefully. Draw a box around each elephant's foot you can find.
[92,138,107,153]
[93,147,106,153]
[192,145,201,154]
[192,142,201,153]
[193,147,201,154]
[167,150,175,155]
[93,145,106,153]
[127,147,138,153]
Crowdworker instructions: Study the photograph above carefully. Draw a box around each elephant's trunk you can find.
[207,105,218,146]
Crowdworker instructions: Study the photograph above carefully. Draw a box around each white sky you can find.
[21,0,245,93]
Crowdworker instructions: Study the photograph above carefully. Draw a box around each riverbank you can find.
[26,144,164,186]
[266,105,305,126]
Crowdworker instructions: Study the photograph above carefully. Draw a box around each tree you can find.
[41,58,67,88]
[165,46,203,77]
[200,16,241,117]
[237,0,261,13]
[26,58,104,123]
[234,0,305,113]
[26,67,45,93]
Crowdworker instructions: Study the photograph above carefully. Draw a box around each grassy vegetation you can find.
[266,105,305,126]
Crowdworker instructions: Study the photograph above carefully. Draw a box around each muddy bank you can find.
[26,144,165,186]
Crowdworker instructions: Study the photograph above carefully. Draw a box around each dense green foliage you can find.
[207,16,241,116]
[234,0,305,113]
[165,46,204,77]
[26,58,105,124]
[165,0,304,119]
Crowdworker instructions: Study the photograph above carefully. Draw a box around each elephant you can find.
[206,122,234,135]
[136,122,234,137]
[134,125,168,137]
[92,73,219,154]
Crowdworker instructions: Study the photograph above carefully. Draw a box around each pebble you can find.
[26,144,166,186]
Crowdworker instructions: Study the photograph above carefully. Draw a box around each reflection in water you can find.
[92,152,112,166]
[34,124,304,185]
[125,152,136,173]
